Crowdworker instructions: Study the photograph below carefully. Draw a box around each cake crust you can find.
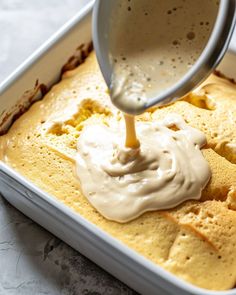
[1,52,236,290]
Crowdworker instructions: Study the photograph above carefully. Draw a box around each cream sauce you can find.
[76,115,211,222]
[75,0,216,221]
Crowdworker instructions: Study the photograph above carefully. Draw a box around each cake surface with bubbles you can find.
[1,52,236,291]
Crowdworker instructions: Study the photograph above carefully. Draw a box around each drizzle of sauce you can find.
[124,114,140,148]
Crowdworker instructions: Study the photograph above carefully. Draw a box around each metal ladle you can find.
[93,0,236,115]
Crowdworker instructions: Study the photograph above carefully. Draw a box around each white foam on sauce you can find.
[76,115,211,223]
[109,0,219,113]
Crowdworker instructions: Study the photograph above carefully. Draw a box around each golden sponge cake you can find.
[1,52,236,290]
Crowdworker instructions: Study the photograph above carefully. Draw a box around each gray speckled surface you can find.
[0,1,137,294]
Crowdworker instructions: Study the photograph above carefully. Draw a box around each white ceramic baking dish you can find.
[0,3,236,295]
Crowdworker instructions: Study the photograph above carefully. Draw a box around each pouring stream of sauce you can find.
[124,114,140,149]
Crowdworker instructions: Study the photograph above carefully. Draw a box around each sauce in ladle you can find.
[109,0,219,114]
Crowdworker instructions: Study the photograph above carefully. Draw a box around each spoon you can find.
[93,0,236,115]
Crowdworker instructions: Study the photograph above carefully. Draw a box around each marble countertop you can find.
[0,1,136,294]
[1,2,236,295]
